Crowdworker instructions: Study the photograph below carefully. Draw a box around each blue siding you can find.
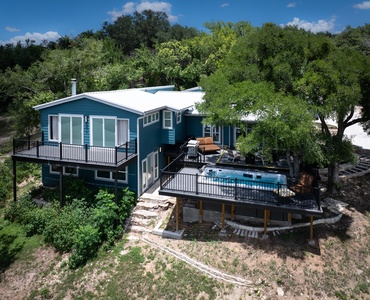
[42,164,138,194]
[185,115,204,138]
[40,98,139,143]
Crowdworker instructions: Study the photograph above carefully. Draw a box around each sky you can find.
[0,0,369,45]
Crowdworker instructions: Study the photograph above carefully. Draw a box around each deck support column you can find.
[176,197,179,231]
[219,203,227,236]
[12,159,17,202]
[231,204,235,220]
[59,167,64,207]
[199,200,203,223]
[262,209,268,239]
[114,172,118,228]
[288,213,292,225]
[309,216,315,245]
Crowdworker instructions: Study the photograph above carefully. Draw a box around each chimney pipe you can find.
[71,78,77,96]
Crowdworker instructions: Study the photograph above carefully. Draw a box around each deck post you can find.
[85,144,88,162]
[176,197,179,231]
[59,167,64,207]
[36,140,39,157]
[199,200,203,223]
[59,142,63,160]
[262,209,268,239]
[115,146,118,165]
[309,216,315,245]
[231,204,235,220]
[221,203,225,230]
[195,173,199,195]
[13,159,17,202]
[219,203,227,236]
[126,141,128,159]
[288,212,292,224]
[27,135,30,150]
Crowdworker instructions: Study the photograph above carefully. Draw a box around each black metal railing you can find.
[160,153,321,211]
[13,134,137,166]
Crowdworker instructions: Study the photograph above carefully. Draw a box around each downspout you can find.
[136,115,144,196]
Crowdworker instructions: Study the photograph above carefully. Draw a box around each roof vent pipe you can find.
[71,78,77,96]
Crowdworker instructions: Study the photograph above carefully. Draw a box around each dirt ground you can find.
[0,174,369,299]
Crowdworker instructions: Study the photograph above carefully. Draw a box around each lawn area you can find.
[0,175,369,299]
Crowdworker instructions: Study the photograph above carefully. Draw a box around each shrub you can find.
[0,232,22,272]
[68,225,101,269]
[43,200,92,252]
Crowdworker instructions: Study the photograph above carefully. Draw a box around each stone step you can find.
[129,225,152,233]
[130,216,152,226]
[136,201,169,210]
[140,193,176,204]
[131,209,158,219]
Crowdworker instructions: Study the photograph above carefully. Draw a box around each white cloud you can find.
[221,3,230,8]
[0,31,61,46]
[353,1,370,9]
[287,2,297,8]
[5,26,20,32]
[285,17,336,33]
[108,1,178,22]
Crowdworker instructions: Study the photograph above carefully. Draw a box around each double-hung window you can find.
[163,111,172,129]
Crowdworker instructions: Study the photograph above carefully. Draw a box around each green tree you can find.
[199,23,370,193]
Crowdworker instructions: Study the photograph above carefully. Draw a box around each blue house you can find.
[12,84,219,201]
[12,83,322,239]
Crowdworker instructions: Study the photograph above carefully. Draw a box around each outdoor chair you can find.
[289,171,314,195]
[227,149,241,162]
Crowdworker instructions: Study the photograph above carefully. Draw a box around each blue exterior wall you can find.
[39,98,141,193]
[40,98,139,143]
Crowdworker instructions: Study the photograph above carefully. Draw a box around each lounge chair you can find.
[227,149,241,162]
[196,137,221,153]
[289,171,314,195]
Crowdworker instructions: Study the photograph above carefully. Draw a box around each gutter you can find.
[137,115,144,196]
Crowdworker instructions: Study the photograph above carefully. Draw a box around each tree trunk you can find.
[293,152,300,178]
[286,150,294,178]
[327,161,340,195]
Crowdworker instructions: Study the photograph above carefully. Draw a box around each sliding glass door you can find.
[60,115,83,145]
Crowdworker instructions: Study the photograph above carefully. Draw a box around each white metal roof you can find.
[33,86,204,115]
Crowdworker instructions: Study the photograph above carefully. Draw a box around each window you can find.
[117,119,129,145]
[176,111,181,124]
[50,165,78,176]
[143,112,159,127]
[203,125,221,143]
[163,110,172,129]
[60,115,83,144]
[49,115,59,141]
[95,167,128,183]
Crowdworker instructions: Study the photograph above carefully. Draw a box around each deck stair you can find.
[339,157,370,178]
[126,191,175,234]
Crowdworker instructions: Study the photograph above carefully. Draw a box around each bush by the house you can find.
[4,184,137,269]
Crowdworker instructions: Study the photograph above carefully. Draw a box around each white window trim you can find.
[163,110,173,129]
[48,114,59,142]
[94,167,128,184]
[89,115,117,147]
[59,114,84,144]
[203,125,221,144]
[49,165,79,176]
[117,118,130,146]
[143,111,160,127]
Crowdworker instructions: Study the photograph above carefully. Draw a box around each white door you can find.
[142,151,159,192]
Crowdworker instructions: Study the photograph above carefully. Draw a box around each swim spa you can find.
[201,167,287,191]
